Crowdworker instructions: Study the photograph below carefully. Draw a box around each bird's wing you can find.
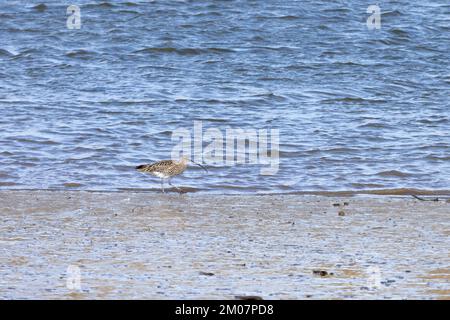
[147,160,176,172]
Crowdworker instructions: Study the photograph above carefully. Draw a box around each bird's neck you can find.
[178,157,189,166]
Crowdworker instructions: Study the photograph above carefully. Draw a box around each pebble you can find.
[313,270,333,277]
[235,295,263,300]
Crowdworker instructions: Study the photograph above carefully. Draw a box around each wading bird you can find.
[136,156,208,193]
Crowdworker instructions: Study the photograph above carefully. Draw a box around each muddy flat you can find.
[0,191,448,299]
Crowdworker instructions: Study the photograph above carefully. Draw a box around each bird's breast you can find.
[152,171,170,179]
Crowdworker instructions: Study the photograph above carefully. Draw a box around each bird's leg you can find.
[161,179,165,193]
[168,179,182,193]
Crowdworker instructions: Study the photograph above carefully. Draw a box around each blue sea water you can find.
[0,1,449,193]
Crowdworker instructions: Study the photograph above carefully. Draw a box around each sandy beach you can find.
[0,190,448,300]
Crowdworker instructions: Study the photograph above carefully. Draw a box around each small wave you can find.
[14,137,59,145]
[115,10,140,15]
[0,172,13,179]
[322,8,350,14]
[84,2,115,9]
[417,144,449,151]
[390,28,410,38]
[134,47,234,55]
[258,76,294,81]
[331,61,363,66]
[0,151,14,156]
[208,47,235,53]
[376,38,409,46]
[279,150,305,158]
[6,27,47,34]
[120,120,147,126]
[178,24,195,29]
[158,130,172,137]
[383,10,403,17]
[358,122,392,129]
[195,118,228,123]
[376,170,412,178]
[321,97,367,103]
[174,97,223,104]
[278,15,299,20]
[425,155,450,161]
[0,48,15,57]
[255,15,299,21]
[192,11,222,17]
[32,4,47,12]
[324,147,360,153]
[135,47,198,55]
[71,146,106,153]
[250,92,287,101]
[418,118,448,125]
[10,48,40,60]
[350,183,386,189]
[65,49,96,58]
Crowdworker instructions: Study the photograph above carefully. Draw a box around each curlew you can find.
[136,156,208,193]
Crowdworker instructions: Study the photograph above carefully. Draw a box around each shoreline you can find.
[0,191,449,299]
[1,188,450,197]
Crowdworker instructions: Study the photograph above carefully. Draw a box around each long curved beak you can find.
[190,159,208,173]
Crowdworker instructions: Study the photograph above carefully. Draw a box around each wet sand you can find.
[0,191,449,300]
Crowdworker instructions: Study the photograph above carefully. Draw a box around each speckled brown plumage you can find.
[136,159,188,179]
[136,157,207,193]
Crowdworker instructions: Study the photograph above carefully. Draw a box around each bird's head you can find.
[135,164,146,172]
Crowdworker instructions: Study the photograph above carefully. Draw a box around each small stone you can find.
[313,270,332,277]
[338,211,346,216]
[199,271,215,276]
[235,295,263,300]
[333,203,340,207]
[343,202,349,206]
